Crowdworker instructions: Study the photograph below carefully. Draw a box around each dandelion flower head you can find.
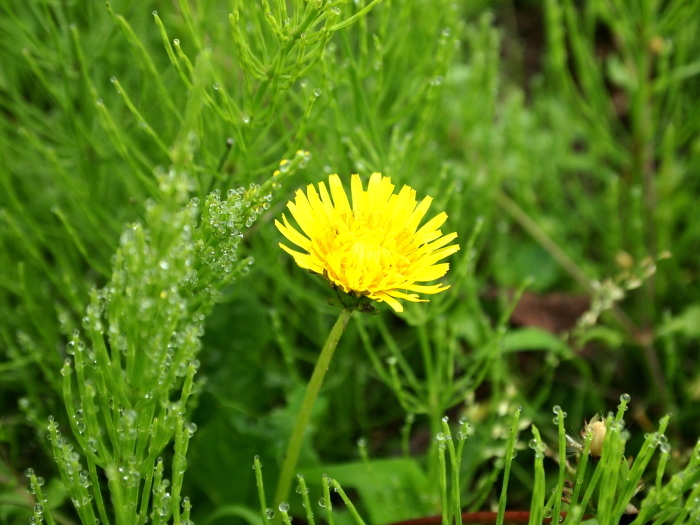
[275,173,460,312]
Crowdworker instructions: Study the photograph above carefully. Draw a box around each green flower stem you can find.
[274,307,355,505]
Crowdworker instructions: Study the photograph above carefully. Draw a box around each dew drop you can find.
[87,438,98,453]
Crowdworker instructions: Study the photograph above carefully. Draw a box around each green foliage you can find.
[1,0,699,524]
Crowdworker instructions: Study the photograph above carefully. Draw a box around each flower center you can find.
[325,222,410,293]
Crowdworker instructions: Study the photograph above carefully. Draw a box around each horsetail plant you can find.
[38,148,310,525]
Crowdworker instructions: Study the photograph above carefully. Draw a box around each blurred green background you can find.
[1,0,699,523]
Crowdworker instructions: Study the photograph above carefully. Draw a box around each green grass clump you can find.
[0,0,699,524]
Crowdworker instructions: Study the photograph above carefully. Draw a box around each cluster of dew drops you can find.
[435,415,472,449]
[191,184,274,277]
[25,468,47,524]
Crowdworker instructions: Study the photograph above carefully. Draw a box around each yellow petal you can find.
[275,216,311,251]
[371,291,405,312]
[329,174,351,215]
[407,196,433,233]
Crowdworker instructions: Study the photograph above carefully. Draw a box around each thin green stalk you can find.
[578,456,604,516]
[27,471,57,525]
[655,451,670,493]
[562,428,593,525]
[419,324,443,480]
[329,0,384,31]
[612,415,670,518]
[253,455,267,525]
[137,459,156,525]
[355,317,393,386]
[106,464,127,525]
[401,414,415,458]
[273,307,355,505]
[551,407,567,524]
[279,504,293,525]
[440,418,462,525]
[375,316,422,391]
[331,479,368,525]
[296,474,315,525]
[528,425,546,525]
[171,418,193,525]
[496,408,521,525]
[322,474,334,525]
[438,442,449,525]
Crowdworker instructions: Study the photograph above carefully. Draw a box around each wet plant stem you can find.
[274,307,355,506]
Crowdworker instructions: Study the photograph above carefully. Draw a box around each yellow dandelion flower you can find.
[275,173,460,312]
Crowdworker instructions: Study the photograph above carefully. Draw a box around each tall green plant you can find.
[45,143,309,525]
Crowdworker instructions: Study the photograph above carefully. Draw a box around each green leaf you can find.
[500,327,573,356]
[576,326,625,348]
[658,304,700,339]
